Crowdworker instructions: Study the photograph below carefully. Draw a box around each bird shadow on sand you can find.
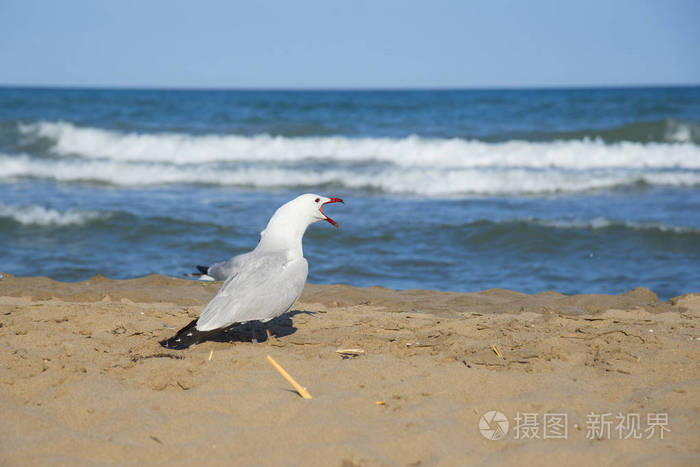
[205,309,316,345]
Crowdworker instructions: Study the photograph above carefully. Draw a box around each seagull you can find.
[161,193,343,349]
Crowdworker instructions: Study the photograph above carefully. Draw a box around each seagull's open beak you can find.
[320,197,344,228]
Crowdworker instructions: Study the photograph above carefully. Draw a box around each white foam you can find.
[6,121,700,196]
[0,203,105,226]
[19,121,700,169]
[2,152,699,196]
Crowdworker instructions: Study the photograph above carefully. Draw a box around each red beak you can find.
[320,197,344,228]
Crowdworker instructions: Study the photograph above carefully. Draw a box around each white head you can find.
[258,193,344,253]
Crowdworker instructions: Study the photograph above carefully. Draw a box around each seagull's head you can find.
[259,194,345,250]
[294,193,344,228]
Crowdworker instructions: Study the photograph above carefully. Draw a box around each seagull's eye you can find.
[314,198,320,203]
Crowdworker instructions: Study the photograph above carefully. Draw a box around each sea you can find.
[1,87,699,300]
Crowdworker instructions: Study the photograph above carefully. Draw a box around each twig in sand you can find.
[335,348,365,357]
[266,355,312,399]
[208,349,213,361]
[491,344,503,359]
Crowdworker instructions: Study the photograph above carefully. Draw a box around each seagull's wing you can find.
[196,252,308,331]
[206,250,254,281]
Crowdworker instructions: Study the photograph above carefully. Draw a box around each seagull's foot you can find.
[265,324,277,346]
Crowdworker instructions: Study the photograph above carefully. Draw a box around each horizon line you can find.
[1,82,699,92]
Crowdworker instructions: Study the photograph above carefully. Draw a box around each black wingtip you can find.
[160,318,205,350]
[159,338,193,350]
[196,265,209,275]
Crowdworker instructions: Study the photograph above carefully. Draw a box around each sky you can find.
[1,0,699,89]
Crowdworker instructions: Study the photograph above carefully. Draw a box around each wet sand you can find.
[0,274,698,465]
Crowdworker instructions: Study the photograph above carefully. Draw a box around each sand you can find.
[0,273,698,466]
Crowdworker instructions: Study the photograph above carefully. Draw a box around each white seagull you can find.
[161,193,343,349]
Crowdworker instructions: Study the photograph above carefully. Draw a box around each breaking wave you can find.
[0,203,106,226]
[3,121,699,196]
[18,121,700,169]
[2,152,698,195]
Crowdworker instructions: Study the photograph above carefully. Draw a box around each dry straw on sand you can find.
[266,355,312,399]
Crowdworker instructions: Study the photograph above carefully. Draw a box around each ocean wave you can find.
[0,203,106,226]
[662,119,700,144]
[1,152,699,196]
[18,121,700,169]
[531,217,698,234]
[529,119,700,144]
[398,217,699,236]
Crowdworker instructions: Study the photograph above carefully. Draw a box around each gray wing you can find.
[206,251,254,281]
[196,253,308,331]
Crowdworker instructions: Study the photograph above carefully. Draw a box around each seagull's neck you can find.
[256,215,309,257]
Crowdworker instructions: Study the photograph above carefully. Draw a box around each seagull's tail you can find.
[160,318,217,350]
[183,265,215,281]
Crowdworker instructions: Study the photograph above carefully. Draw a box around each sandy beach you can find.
[0,273,698,465]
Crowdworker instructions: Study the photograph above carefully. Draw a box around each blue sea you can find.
[1,87,699,299]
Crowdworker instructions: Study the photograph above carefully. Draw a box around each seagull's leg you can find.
[265,322,276,345]
[251,322,260,344]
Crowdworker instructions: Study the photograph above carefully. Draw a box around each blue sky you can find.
[1,0,699,88]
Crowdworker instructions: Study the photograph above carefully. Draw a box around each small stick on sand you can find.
[335,348,365,356]
[492,344,503,359]
[208,349,213,361]
[266,355,312,399]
